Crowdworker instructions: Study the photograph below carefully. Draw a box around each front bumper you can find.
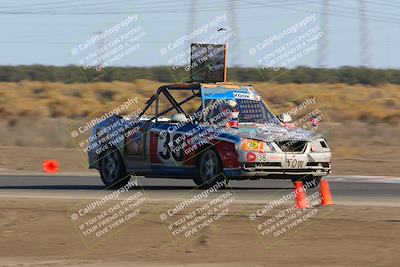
[224,151,332,180]
[224,163,331,179]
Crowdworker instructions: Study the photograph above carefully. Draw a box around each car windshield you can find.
[203,98,279,124]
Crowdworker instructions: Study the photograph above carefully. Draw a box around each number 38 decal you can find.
[158,132,185,162]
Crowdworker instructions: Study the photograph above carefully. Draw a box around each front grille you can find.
[242,162,282,172]
[245,162,281,168]
[275,140,308,153]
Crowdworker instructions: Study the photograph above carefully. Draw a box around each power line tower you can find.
[96,31,105,71]
[359,0,372,67]
[228,0,239,66]
[187,0,197,44]
[317,0,330,67]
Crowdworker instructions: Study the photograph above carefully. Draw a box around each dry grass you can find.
[0,80,399,124]
[251,82,400,124]
[0,80,162,119]
[334,146,360,158]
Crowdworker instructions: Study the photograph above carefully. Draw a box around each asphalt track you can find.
[0,173,399,206]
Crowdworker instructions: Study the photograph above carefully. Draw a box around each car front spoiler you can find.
[224,163,331,180]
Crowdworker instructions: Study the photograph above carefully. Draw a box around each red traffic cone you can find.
[320,180,333,206]
[294,181,309,209]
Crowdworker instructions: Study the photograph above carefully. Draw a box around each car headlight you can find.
[241,138,274,153]
[310,138,330,152]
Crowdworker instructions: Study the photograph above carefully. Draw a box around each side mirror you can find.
[280,113,292,123]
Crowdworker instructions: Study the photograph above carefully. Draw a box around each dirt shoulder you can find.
[0,197,399,266]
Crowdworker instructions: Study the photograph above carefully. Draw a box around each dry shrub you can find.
[0,81,399,124]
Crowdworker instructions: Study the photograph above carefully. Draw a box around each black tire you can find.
[291,176,321,188]
[193,149,226,189]
[99,149,130,189]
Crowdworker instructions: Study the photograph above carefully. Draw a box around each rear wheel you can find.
[99,149,130,189]
[193,149,226,189]
[291,176,321,188]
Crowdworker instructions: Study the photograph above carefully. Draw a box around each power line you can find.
[0,0,82,10]
[240,0,400,24]
[327,2,399,19]
[364,0,400,8]
[0,0,319,15]
[0,0,221,13]
[311,2,400,23]
[1,0,400,26]
[0,0,168,11]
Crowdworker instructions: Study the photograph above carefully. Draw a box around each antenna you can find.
[218,27,228,82]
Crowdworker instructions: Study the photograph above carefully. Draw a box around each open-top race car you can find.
[87,82,331,189]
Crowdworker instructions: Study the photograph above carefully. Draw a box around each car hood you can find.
[224,123,322,142]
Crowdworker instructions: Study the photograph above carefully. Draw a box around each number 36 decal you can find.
[158,132,185,162]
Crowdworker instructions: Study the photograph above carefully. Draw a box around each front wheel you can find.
[99,149,130,189]
[193,149,226,189]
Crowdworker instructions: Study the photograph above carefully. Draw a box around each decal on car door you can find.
[157,131,185,164]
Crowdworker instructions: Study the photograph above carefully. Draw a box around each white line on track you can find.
[326,176,400,184]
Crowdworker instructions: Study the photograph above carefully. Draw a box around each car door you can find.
[123,121,152,173]
[149,121,197,173]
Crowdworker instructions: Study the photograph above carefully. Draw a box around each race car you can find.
[87,82,331,189]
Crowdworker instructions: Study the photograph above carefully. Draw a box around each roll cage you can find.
[138,83,202,122]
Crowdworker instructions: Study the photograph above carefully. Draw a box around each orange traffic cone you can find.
[294,181,309,209]
[320,180,333,206]
[43,160,59,173]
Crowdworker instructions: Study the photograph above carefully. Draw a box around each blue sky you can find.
[0,0,399,68]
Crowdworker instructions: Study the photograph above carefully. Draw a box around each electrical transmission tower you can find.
[317,0,330,67]
[359,0,372,67]
[97,31,105,71]
[187,0,197,44]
